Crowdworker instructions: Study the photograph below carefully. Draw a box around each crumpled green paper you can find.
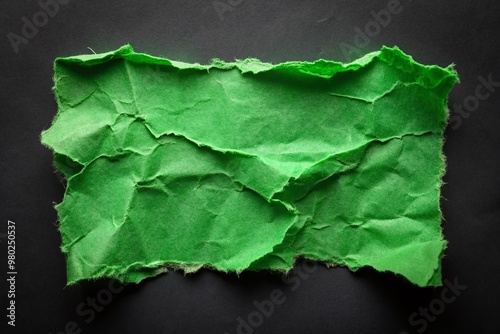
[41,45,458,287]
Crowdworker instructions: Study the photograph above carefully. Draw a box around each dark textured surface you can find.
[1,1,499,333]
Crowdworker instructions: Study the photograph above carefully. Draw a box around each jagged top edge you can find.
[54,44,458,82]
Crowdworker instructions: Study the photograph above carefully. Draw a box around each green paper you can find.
[41,45,458,287]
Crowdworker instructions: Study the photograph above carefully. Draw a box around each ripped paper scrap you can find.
[41,45,458,287]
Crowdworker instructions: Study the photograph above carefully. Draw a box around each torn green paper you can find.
[41,45,458,287]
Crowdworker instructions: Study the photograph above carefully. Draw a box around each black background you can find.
[1,0,499,333]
